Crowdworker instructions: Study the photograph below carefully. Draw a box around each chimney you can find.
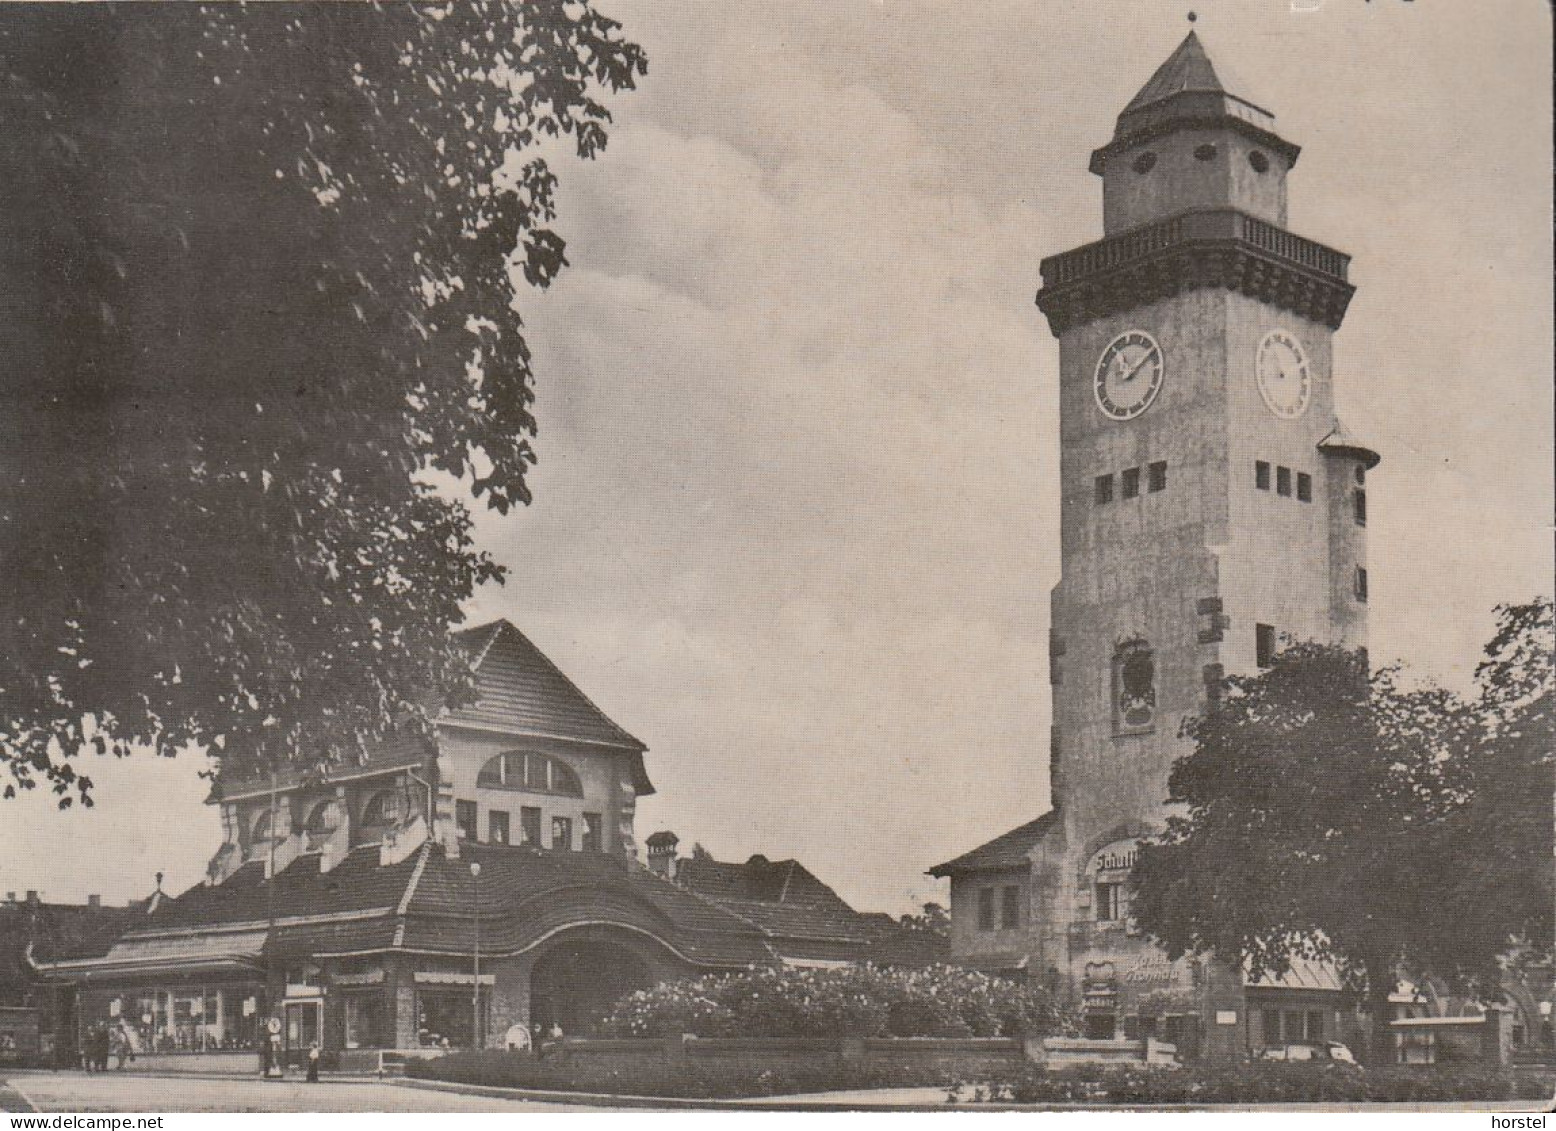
[5,892,15,904]
[87,894,101,909]
[645,830,680,880]
[25,890,39,904]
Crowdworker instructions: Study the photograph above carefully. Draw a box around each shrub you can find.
[947,1062,1555,1105]
[404,1047,966,1100]
[595,964,1074,1040]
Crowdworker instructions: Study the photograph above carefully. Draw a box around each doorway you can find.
[284,999,321,1066]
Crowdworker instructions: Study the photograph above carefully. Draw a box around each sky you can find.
[3,0,1550,916]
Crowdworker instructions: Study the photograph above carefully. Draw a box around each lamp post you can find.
[470,860,482,1050]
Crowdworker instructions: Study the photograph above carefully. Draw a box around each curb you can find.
[392,1078,1556,1114]
[4,1068,386,1087]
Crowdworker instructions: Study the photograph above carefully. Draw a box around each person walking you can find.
[305,1042,320,1083]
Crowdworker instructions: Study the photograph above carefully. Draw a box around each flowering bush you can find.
[597,964,1074,1040]
[945,1062,1556,1104]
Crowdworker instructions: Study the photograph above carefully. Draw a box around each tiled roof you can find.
[403,844,773,967]
[36,842,778,976]
[447,620,646,752]
[704,897,875,945]
[1,901,150,996]
[928,810,1059,876]
[669,853,905,960]
[214,617,652,801]
[675,856,855,913]
[130,847,417,934]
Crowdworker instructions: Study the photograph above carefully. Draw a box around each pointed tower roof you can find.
[1091,29,1298,176]
[1317,420,1381,470]
[1122,30,1227,114]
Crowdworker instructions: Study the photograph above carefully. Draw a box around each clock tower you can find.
[932,31,1379,1058]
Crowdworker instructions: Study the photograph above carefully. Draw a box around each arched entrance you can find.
[529,936,654,1037]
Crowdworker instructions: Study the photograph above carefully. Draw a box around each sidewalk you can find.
[0,1080,36,1113]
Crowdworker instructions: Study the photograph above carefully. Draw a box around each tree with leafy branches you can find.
[1131,604,1553,1063]
[0,3,645,803]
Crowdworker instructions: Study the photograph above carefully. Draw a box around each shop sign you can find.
[1119,955,1180,986]
[333,970,385,987]
[108,1000,121,1017]
[412,971,495,986]
[1215,1010,1238,1025]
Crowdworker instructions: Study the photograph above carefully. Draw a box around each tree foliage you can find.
[0,3,645,802]
[898,901,951,937]
[1132,601,1553,1058]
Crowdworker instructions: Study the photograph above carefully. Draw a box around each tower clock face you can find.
[1255,329,1312,419]
[1094,330,1164,421]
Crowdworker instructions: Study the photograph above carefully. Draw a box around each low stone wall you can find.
[1043,1037,1176,1070]
[121,1051,262,1075]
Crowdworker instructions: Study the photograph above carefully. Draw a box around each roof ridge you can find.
[463,619,509,671]
[395,841,433,920]
[651,869,773,939]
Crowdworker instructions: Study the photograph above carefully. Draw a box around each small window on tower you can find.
[1296,472,1312,502]
[1355,465,1366,486]
[1095,474,1114,505]
[1354,489,1367,526]
[1148,461,1167,493]
[1132,151,1157,175]
[1355,566,1368,603]
[977,887,996,932]
[1276,466,1292,497]
[1121,467,1141,499]
[1114,640,1156,732]
[1248,150,1270,173]
[1194,143,1218,162]
[1001,885,1021,929]
[1096,882,1121,922]
[1256,461,1271,491]
[1256,624,1277,668]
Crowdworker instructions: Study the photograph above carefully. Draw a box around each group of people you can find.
[79,1023,135,1072]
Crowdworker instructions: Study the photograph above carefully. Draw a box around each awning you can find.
[1243,955,1344,993]
[37,929,268,982]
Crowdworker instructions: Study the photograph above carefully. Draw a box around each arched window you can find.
[360,790,401,827]
[304,800,343,843]
[477,751,583,798]
[1085,839,1140,927]
[251,809,274,844]
[1114,639,1156,732]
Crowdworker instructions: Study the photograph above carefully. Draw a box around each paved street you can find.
[1,1072,595,1113]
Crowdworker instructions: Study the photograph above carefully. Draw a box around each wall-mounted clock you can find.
[1094,330,1164,421]
[1256,329,1312,419]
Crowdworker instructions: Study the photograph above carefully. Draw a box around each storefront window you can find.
[120,987,263,1052]
[416,990,485,1049]
[343,994,385,1050]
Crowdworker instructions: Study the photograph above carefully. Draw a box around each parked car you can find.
[1259,1041,1360,1066]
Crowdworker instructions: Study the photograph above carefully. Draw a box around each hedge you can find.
[596,963,1075,1039]
[403,1048,965,1100]
[947,1062,1556,1105]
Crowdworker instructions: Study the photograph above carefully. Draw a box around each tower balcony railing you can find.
[1040,208,1350,288]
